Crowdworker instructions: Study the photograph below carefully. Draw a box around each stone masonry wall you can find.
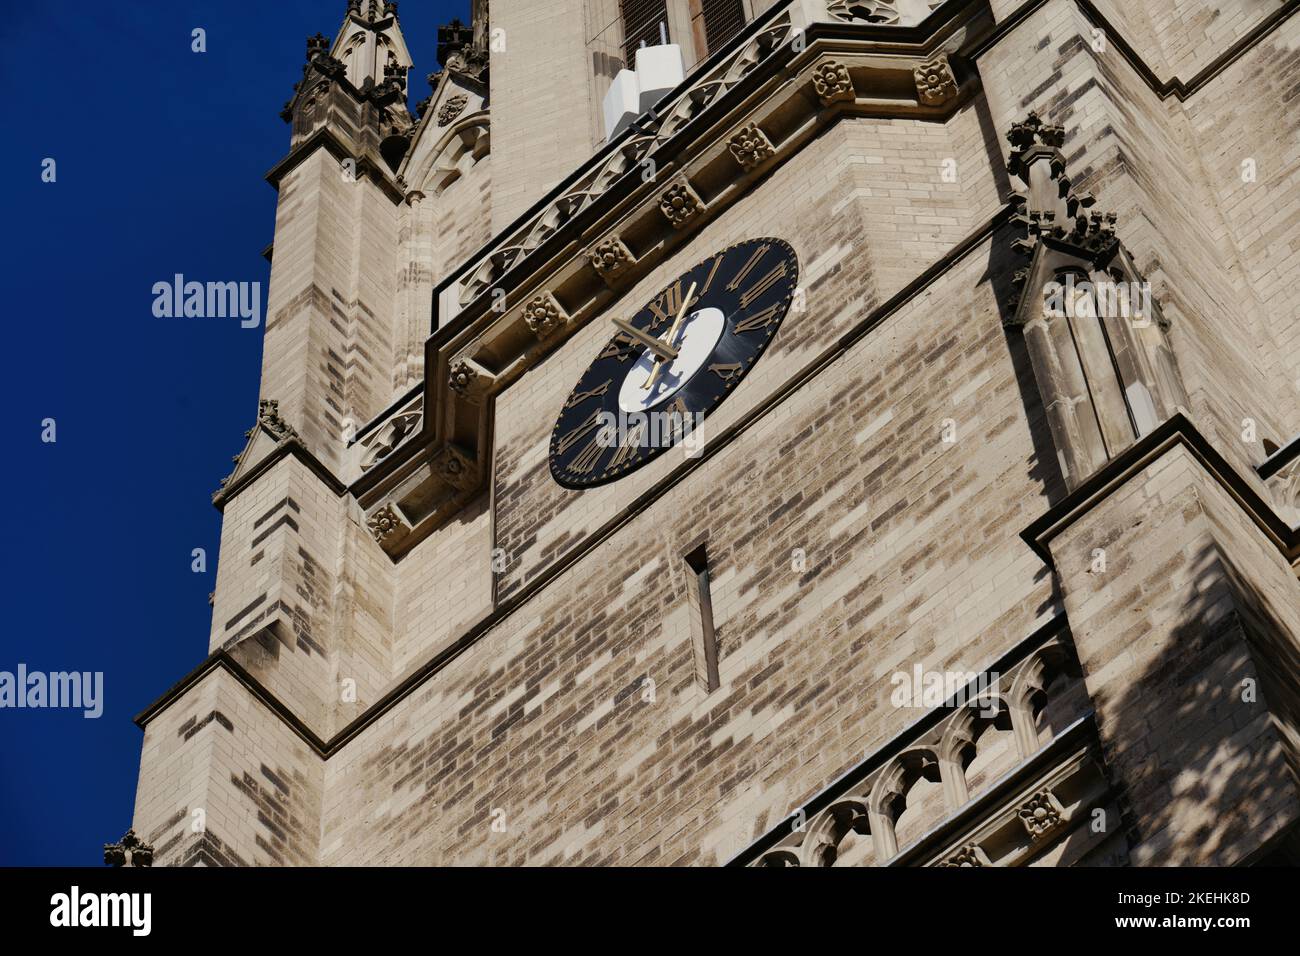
[1045,442,1300,863]
[132,668,323,867]
[320,212,1063,863]
[261,149,401,472]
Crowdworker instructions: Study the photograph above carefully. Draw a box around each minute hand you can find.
[610,316,679,362]
[645,280,698,391]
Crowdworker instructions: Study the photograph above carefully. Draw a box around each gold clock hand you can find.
[610,316,679,362]
[645,280,698,391]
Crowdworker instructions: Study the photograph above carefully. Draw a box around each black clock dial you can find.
[550,237,799,488]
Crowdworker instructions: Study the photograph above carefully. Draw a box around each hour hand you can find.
[611,316,679,362]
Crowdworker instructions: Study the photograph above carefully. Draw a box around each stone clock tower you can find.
[123,0,1300,866]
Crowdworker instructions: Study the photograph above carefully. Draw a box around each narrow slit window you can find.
[684,544,720,692]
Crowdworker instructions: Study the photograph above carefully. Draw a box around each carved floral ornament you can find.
[522,291,568,340]
[1017,789,1068,840]
[812,61,855,106]
[728,123,776,171]
[367,504,406,543]
[435,444,477,491]
[659,178,704,228]
[448,359,480,395]
[588,236,634,284]
[939,843,991,867]
[913,55,957,106]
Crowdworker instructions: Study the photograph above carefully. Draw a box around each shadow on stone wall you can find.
[1084,535,1300,864]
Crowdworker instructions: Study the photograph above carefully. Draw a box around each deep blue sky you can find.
[0,0,465,866]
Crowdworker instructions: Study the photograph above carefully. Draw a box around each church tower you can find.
[122,0,1300,867]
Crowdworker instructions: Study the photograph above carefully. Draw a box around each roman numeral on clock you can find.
[732,303,782,334]
[726,244,769,292]
[564,378,611,408]
[556,412,603,455]
[610,425,644,469]
[647,280,684,329]
[739,260,789,309]
[709,362,745,384]
[599,335,639,362]
[699,253,725,295]
[569,437,607,475]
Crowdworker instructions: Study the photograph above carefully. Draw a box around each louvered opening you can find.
[620,0,670,68]
[699,0,747,54]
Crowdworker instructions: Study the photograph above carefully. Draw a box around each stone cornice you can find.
[212,434,348,513]
[264,126,406,204]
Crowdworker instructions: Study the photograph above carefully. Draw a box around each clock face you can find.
[550,237,799,488]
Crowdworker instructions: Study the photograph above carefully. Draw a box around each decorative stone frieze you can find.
[522,291,568,340]
[659,178,704,229]
[358,405,422,472]
[827,0,945,26]
[811,61,855,107]
[914,55,957,106]
[728,123,776,171]
[744,630,1091,867]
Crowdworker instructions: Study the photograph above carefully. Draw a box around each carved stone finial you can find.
[728,123,776,171]
[914,55,957,106]
[1004,112,1118,274]
[258,399,299,443]
[306,33,330,63]
[1006,110,1066,177]
[383,60,407,92]
[811,61,854,107]
[658,179,704,229]
[104,829,154,867]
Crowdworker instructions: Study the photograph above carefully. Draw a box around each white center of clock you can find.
[618,307,725,413]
